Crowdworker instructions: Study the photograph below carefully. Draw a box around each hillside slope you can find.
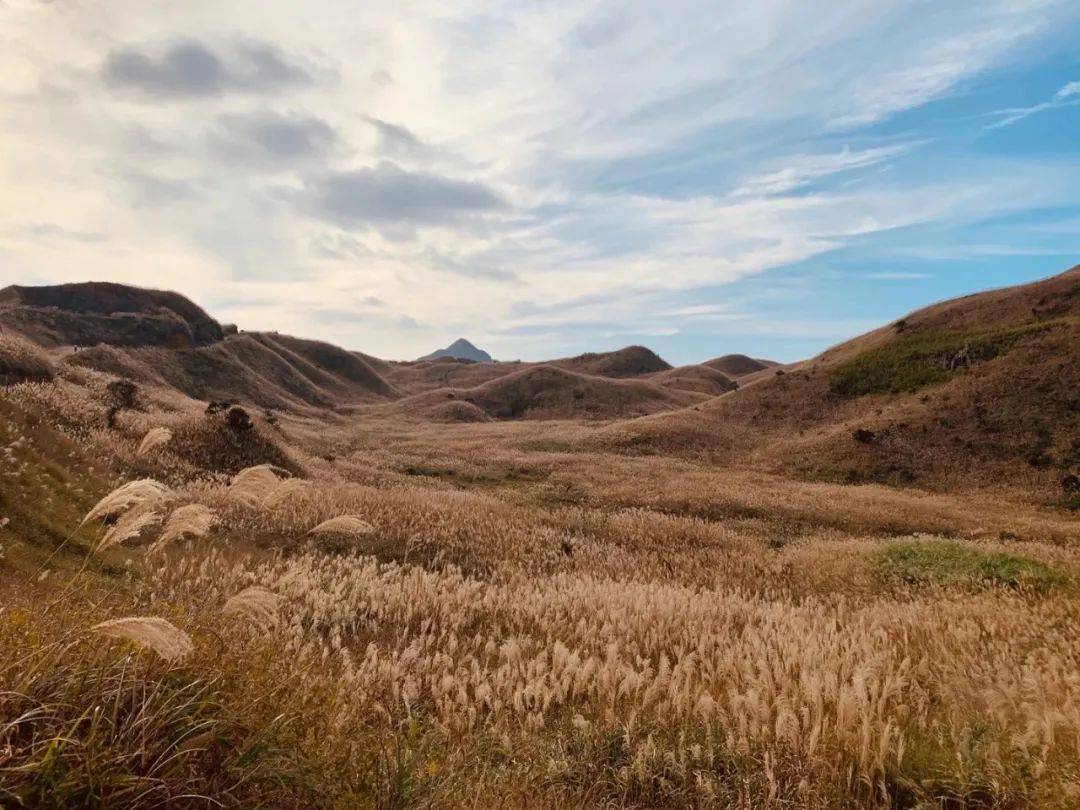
[382,358,518,395]
[600,265,1080,496]
[0,282,224,348]
[64,333,398,410]
[0,283,400,409]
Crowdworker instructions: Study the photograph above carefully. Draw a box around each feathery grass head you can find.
[222,586,282,629]
[96,505,162,553]
[81,479,171,527]
[91,617,193,662]
[137,426,173,456]
[151,503,219,554]
[263,478,312,509]
[308,515,376,537]
[227,464,282,508]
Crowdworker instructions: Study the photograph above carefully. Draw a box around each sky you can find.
[1,0,1078,364]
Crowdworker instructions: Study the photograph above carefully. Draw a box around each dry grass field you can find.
[1,269,1079,807]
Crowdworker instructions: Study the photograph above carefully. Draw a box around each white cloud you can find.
[0,0,1077,360]
[1055,80,1080,99]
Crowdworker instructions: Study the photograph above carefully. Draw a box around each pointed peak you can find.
[418,338,493,363]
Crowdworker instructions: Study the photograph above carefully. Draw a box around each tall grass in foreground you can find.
[5,423,1080,806]
[0,599,319,807]
[137,522,1080,806]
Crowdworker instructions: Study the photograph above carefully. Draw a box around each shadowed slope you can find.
[1,283,398,410]
[0,282,224,348]
[65,333,398,410]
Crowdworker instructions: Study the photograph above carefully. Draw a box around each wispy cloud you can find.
[731,143,925,198]
[986,79,1080,128]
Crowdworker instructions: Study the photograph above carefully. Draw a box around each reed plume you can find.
[263,478,311,509]
[222,586,282,629]
[81,479,171,527]
[151,504,218,553]
[308,515,375,537]
[91,617,193,661]
[96,506,162,553]
[227,465,282,508]
[136,426,172,456]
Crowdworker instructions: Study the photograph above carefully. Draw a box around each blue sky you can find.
[1,1,1078,363]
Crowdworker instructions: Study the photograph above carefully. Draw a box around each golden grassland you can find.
[2,371,1079,807]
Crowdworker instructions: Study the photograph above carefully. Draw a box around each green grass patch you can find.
[876,539,1068,592]
[829,322,1055,397]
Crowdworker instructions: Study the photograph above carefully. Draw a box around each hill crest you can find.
[0,281,224,348]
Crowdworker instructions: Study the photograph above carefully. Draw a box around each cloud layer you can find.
[1,0,1078,361]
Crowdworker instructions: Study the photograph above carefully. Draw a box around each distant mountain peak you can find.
[419,338,492,363]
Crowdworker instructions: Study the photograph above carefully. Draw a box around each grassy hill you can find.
[703,353,776,376]
[600,265,1080,497]
[0,281,224,348]
[549,345,672,377]
[385,363,699,421]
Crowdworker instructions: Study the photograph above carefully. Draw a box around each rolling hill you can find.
[386,364,699,421]
[0,283,724,419]
[3,267,1077,499]
[648,364,739,396]
[600,265,1080,495]
[0,281,224,348]
[549,345,671,378]
[703,354,777,377]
